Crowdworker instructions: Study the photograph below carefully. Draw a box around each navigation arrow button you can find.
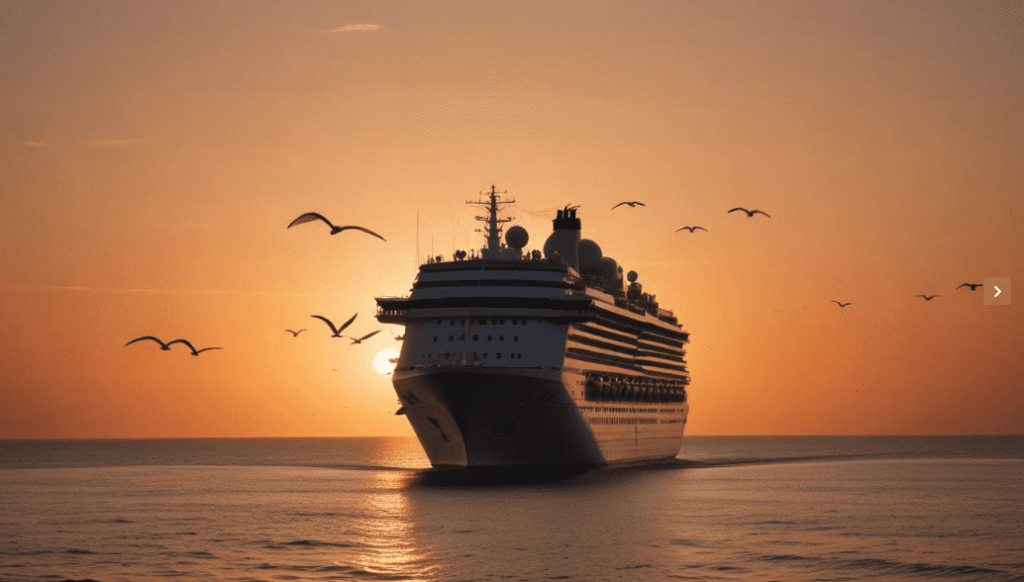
[984,277,1010,305]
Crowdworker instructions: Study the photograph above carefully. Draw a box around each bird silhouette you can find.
[728,207,771,218]
[831,301,852,308]
[285,329,306,337]
[612,201,645,209]
[675,226,708,233]
[125,336,173,350]
[349,330,382,344]
[165,339,221,356]
[287,213,386,241]
[915,295,940,301]
[955,283,983,291]
[311,313,358,338]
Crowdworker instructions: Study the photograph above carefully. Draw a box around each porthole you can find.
[514,336,518,342]
[448,336,453,341]
[497,353,502,359]
[499,335,504,341]
[517,353,522,359]
[487,335,492,341]
[483,353,488,358]
[433,336,437,342]
[473,334,479,341]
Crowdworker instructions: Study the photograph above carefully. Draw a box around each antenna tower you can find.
[466,185,515,258]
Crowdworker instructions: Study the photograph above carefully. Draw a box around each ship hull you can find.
[393,367,686,468]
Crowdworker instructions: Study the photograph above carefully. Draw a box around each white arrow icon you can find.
[994,286,1001,298]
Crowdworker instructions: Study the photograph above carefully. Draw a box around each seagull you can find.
[955,283,983,291]
[831,301,852,308]
[349,330,382,344]
[285,329,306,337]
[311,313,358,338]
[125,336,173,350]
[165,339,221,356]
[915,295,940,301]
[728,207,771,218]
[287,212,386,241]
[675,226,708,233]
[612,201,645,209]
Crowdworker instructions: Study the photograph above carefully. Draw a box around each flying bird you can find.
[125,336,173,350]
[612,201,645,209]
[165,339,221,356]
[728,207,771,218]
[311,313,358,338]
[349,330,382,345]
[831,301,852,308]
[915,295,940,301]
[287,212,386,241]
[285,329,306,337]
[675,226,708,233]
[955,283,983,291]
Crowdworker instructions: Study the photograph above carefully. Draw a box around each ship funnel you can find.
[543,206,582,268]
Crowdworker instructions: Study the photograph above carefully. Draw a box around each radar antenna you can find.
[467,185,515,258]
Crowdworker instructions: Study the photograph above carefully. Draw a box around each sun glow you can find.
[373,347,401,375]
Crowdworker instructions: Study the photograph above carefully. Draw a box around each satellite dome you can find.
[578,239,603,271]
[505,225,529,249]
[627,270,638,283]
[598,256,620,279]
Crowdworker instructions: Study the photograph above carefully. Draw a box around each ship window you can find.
[473,334,479,341]
[460,320,465,325]
[491,319,497,325]
[483,353,488,358]
[433,336,437,342]
[460,334,465,340]
[517,354,522,359]
[487,335,492,341]
[497,353,502,359]
[448,336,454,341]
[514,336,518,342]
[499,335,504,341]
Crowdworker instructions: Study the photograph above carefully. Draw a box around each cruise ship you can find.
[375,186,689,469]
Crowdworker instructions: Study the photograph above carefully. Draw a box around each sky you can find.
[1,0,1021,439]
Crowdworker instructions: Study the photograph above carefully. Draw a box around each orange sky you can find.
[1,1,1021,438]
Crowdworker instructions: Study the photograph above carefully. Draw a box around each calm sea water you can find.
[1,436,1022,582]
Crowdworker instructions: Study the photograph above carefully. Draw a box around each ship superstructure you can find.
[375,186,689,468]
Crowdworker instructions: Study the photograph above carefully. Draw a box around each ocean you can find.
[1,436,1021,582]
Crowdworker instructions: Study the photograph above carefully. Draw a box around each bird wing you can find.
[288,212,335,230]
[194,347,222,354]
[727,207,748,214]
[611,202,626,209]
[166,339,197,352]
[125,336,166,348]
[355,330,382,342]
[694,226,708,232]
[634,201,646,206]
[336,313,358,334]
[831,300,841,305]
[675,226,691,232]
[311,315,340,335]
[752,210,771,218]
[335,226,387,242]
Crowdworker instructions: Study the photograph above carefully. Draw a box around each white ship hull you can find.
[393,366,687,468]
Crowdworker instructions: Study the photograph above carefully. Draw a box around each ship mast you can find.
[467,185,515,258]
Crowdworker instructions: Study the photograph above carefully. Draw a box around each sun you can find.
[373,347,401,375]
